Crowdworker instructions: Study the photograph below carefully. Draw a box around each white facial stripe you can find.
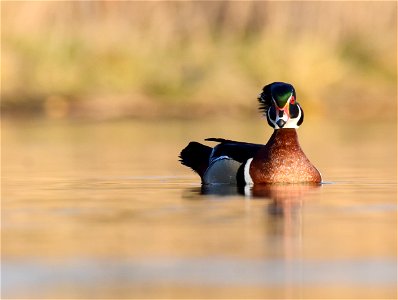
[283,105,301,128]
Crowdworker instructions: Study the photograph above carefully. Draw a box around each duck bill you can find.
[274,104,290,129]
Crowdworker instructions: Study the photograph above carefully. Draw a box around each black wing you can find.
[205,138,263,163]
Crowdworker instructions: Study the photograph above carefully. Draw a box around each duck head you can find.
[258,82,304,129]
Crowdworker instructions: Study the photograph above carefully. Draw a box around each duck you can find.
[179,82,322,185]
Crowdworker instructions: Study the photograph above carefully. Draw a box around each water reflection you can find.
[250,183,321,217]
[199,182,321,199]
[200,184,242,196]
[187,183,323,260]
[198,183,321,217]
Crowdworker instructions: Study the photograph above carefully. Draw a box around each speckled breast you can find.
[250,129,322,184]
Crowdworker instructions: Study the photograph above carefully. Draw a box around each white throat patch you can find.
[266,105,302,129]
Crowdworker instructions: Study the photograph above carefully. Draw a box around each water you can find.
[2,118,397,299]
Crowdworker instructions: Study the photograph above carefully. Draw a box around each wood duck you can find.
[179,82,322,185]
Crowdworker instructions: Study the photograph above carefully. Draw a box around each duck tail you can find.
[179,142,212,177]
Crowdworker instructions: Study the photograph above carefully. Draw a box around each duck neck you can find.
[267,128,300,147]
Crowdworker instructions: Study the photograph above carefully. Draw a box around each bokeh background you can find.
[2,1,397,121]
[2,2,397,299]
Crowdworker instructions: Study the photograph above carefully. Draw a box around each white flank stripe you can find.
[244,158,254,185]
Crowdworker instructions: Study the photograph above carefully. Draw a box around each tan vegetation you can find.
[2,1,396,120]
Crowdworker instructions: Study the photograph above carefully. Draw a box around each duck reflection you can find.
[251,184,321,261]
[185,183,321,216]
[200,184,243,196]
[183,183,322,261]
[250,184,321,261]
[198,182,320,200]
[250,183,321,215]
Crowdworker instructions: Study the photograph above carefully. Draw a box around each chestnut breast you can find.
[250,129,321,183]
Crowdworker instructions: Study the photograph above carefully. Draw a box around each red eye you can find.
[290,96,295,104]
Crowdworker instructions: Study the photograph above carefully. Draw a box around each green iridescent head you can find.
[258,82,304,129]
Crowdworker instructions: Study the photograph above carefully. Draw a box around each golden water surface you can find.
[2,118,397,299]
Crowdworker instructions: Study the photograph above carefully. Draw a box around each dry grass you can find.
[1,1,396,120]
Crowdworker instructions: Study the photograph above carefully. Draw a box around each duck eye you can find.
[290,96,295,104]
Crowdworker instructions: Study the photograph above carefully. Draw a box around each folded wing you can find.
[179,138,263,184]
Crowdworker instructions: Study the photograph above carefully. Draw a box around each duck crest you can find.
[249,129,321,184]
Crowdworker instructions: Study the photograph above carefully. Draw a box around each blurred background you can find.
[2,1,396,121]
[2,2,397,299]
